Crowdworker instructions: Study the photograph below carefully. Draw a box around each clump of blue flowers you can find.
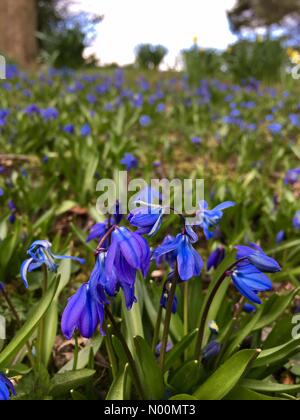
[0,373,16,400]
[61,221,150,339]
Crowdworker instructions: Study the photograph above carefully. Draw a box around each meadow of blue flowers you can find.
[0,65,300,400]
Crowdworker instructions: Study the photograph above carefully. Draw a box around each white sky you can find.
[71,0,237,67]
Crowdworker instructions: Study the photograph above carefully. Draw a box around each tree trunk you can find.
[0,0,38,67]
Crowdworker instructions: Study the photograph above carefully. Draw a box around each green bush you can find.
[183,45,223,86]
[225,37,286,83]
[135,44,168,70]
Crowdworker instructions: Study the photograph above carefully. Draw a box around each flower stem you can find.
[159,272,178,370]
[183,282,189,360]
[104,323,118,380]
[183,282,189,336]
[37,266,48,367]
[105,307,145,400]
[95,225,117,255]
[194,258,246,361]
[152,305,163,353]
[73,335,79,371]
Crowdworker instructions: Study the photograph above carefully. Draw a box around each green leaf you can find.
[8,363,32,376]
[253,288,300,332]
[225,386,288,401]
[0,221,20,268]
[50,369,95,397]
[267,239,300,254]
[0,277,59,369]
[193,349,260,400]
[253,338,300,368]
[169,360,202,394]
[39,301,58,367]
[170,394,198,400]
[134,336,164,400]
[55,200,78,216]
[122,288,144,353]
[241,379,300,395]
[40,259,73,367]
[82,154,99,196]
[223,308,262,358]
[59,334,103,373]
[164,329,198,371]
[106,365,128,400]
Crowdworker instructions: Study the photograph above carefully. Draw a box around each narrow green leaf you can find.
[50,369,95,397]
[0,277,59,369]
[59,334,103,373]
[225,386,288,401]
[170,394,198,400]
[39,301,58,367]
[106,365,128,400]
[193,349,260,400]
[165,329,198,371]
[241,379,300,394]
[253,288,300,332]
[224,308,262,358]
[169,360,202,394]
[134,336,164,400]
[253,338,300,368]
[55,200,78,216]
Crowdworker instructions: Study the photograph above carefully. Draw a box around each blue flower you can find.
[197,200,235,240]
[207,247,225,271]
[86,221,109,244]
[268,123,282,134]
[202,341,221,361]
[285,168,300,185]
[276,230,286,244]
[120,153,138,170]
[160,274,178,313]
[153,234,203,281]
[24,104,40,115]
[81,123,91,137]
[155,342,172,357]
[289,114,300,127]
[0,373,16,400]
[293,211,300,230]
[63,124,75,134]
[41,107,59,121]
[236,244,281,273]
[160,290,177,314]
[139,115,151,127]
[231,263,273,304]
[128,204,165,236]
[105,227,150,296]
[191,136,202,145]
[155,235,177,268]
[21,240,85,288]
[243,303,257,313]
[61,269,108,339]
[87,93,97,104]
[8,200,16,212]
[95,252,136,309]
[156,103,165,113]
